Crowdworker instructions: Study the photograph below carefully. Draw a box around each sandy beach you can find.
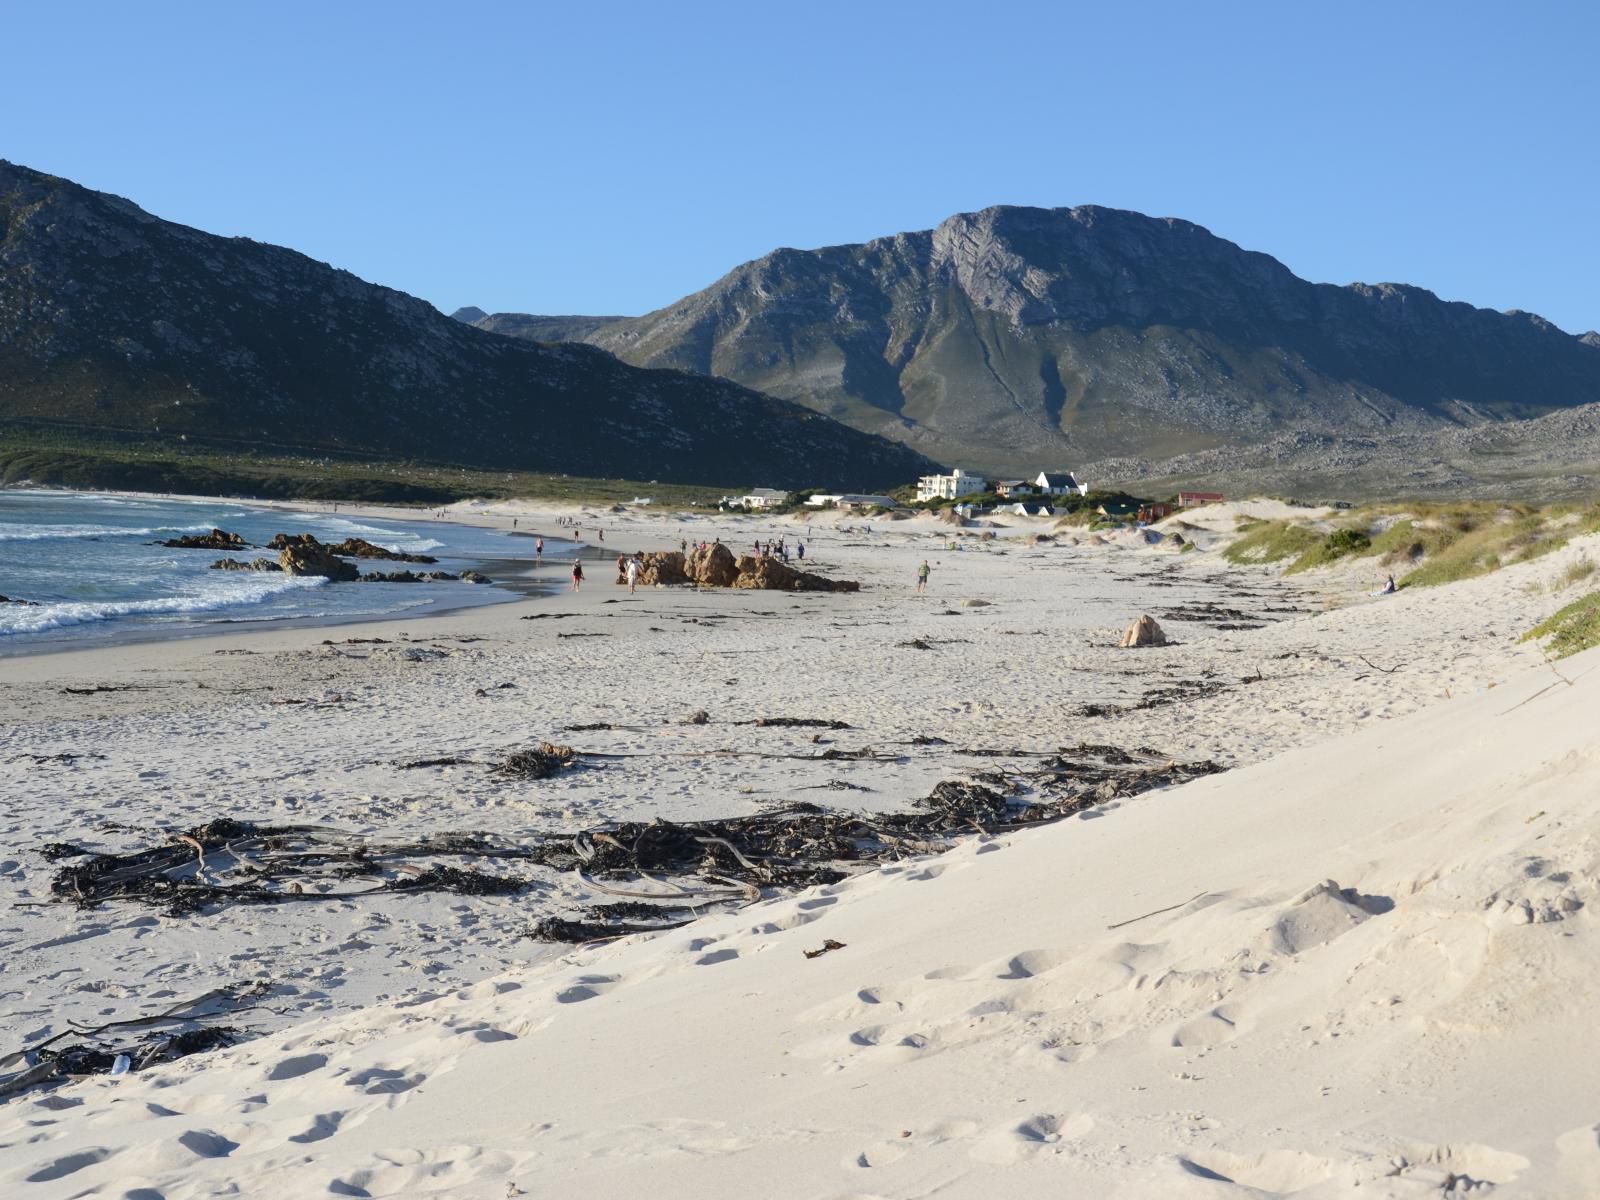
[2,496,1597,1198]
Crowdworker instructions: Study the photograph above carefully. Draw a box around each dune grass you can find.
[1559,556,1597,589]
[1521,591,1600,659]
[1222,500,1600,588]
[1220,521,1323,566]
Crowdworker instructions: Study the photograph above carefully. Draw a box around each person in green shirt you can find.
[916,559,931,592]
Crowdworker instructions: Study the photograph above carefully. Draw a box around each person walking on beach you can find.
[797,542,805,561]
[571,561,584,591]
[535,536,544,561]
[626,556,641,594]
[916,559,931,593]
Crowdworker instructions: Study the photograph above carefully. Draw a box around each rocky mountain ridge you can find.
[461,205,1600,475]
[0,161,936,490]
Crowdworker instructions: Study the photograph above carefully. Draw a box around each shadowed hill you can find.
[0,162,938,491]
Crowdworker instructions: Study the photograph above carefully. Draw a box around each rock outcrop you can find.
[158,528,247,550]
[327,537,437,564]
[686,543,739,587]
[267,533,437,563]
[278,539,359,582]
[619,545,858,592]
[732,555,860,593]
[356,570,460,583]
[616,552,690,587]
[210,558,282,572]
[1119,615,1168,648]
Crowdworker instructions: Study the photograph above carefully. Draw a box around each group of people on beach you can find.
[749,537,803,562]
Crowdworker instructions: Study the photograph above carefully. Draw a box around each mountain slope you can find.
[463,206,1600,474]
[0,162,937,490]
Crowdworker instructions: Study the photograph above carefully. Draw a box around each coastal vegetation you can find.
[1521,591,1600,659]
[0,422,737,508]
[1220,501,1600,586]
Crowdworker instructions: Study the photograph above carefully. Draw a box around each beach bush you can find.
[1280,526,1373,572]
[1521,591,1600,659]
[1221,520,1321,565]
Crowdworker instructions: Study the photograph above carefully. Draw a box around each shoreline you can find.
[0,488,623,660]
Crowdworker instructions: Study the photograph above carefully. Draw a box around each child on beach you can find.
[916,560,931,592]
[571,562,584,591]
[626,557,641,594]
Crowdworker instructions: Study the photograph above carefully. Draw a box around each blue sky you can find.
[6,1,1596,332]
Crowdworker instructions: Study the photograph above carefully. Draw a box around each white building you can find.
[740,488,790,509]
[1034,471,1087,497]
[805,494,843,507]
[917,468,988,502]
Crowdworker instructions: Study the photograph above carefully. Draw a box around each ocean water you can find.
[0,491,558,653]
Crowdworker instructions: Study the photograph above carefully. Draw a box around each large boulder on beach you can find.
[686,542,739,587]
[733,555,860,593]
[279,539,359,582]
[158,528,247,550]
[617,551,688,586]
[1119,614,1167,648]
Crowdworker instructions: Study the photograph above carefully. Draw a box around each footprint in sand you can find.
[265,1052,328,1081]
[969,1112,1095,1163]
[1168,1004,1248,1048]
[23,1146,118,1182]
[345,1067,425,1095]
[556,973,621,1003]
[997,949,1069,979]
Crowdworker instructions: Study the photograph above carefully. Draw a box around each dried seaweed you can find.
[45,747,1226,943]
[38,842,90,861]
[736,717,852,729]
[491,742,577,779]
[0,982,268,1100]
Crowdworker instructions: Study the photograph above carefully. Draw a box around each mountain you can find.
[460,206,1600,475]
[0,162,936,490]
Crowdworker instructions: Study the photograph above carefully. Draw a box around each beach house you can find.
[916,469,987,502]
[1178,491,1225,508]
[994,480,1035,498]
[1034,471,1086,497]
[740,488,790,510]
[834,494,899,512]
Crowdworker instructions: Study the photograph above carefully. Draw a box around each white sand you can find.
[3,499,1598,1197]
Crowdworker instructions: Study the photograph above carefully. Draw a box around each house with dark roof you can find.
[1033,471,1084,496]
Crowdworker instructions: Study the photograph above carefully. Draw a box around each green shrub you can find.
[1327,528,1372,554]
[1521,591,1600,659]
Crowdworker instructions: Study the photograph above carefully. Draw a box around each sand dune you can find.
[2,500,1597,1198]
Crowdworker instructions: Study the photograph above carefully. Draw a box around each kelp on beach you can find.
[44,744,1225,938]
